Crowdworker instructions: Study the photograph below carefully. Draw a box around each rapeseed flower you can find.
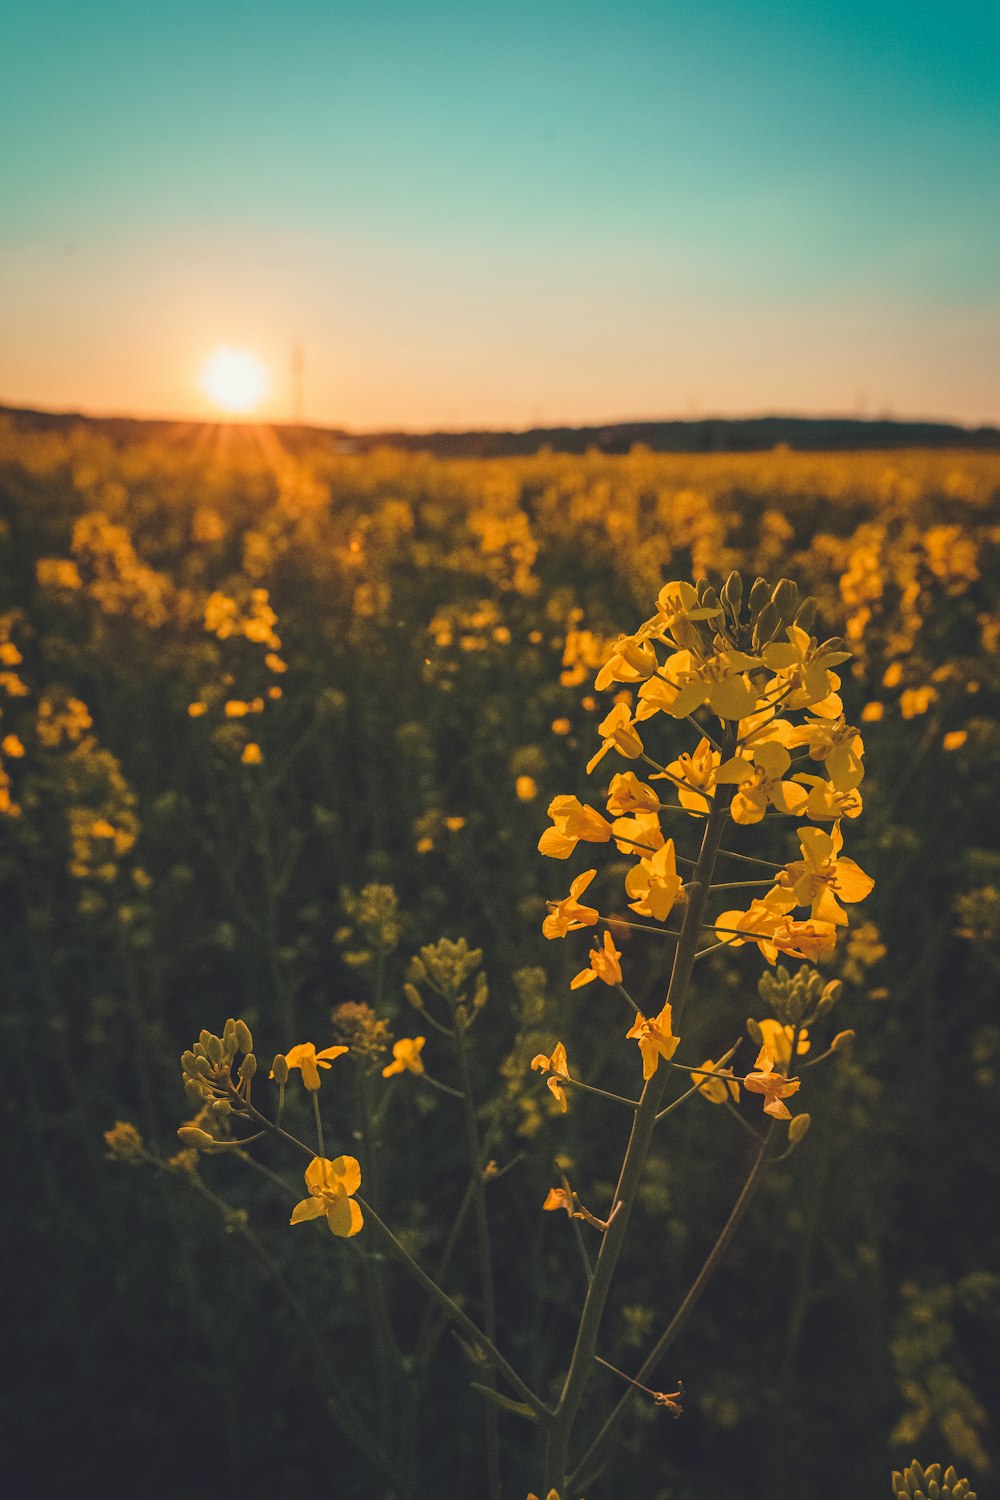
[542,870,600,939]
[660,736,720,814]
[586,702,644,774]
[625,840,684,922]
[276,1042,349,1091]
[291,1155,364,1238]
[776,824,874,925]
[626,1000,680,1080]
[531,1043,571,1111]
[538,795,613,858]
[743,1045,801,1119]
[691,1058,740,1104]
[715,741,808,824]
[570,930,622,989]
[382,1037,426,1077]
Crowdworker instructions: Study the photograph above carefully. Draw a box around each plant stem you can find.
[570,1137,772,1492]
[541,731,734,1492]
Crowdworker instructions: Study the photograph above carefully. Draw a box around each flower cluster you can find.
[533,572,873,1123]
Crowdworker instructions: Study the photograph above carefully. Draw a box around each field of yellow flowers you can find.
[2,417,999,1498]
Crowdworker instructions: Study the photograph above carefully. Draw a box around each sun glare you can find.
[200,347,268,414]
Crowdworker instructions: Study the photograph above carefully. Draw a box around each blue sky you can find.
[2,0,997,426]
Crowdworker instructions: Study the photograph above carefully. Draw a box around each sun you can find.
[200,346,268,414]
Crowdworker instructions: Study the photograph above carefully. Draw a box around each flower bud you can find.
[830,1029,855,1055]
[721,570,743,619]
[770,578,798,621]
[747,576,771,618]
[235,1019,253,1054]
[794,596,818,633]
[746,1016,763,1045]
[787,1112,811,1146]
[177,1126,215,1147]
[206,1034,224,1066]
[238,1053,257,1081]
[752,600,781,650]
[270,1053,289,1085]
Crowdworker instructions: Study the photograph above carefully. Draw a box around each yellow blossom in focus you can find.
[570,930,623,989]
[777,823,874,925]
[792,773,863,821]
[538,795,613,858]
[611,810,663,856]
[542,869,600,939]
[743,1045,801,1119]
[382,1036,426,1077]
[277,1042,349,1091]
[761,625,850,710]
[757,1020,810,1063]
[586,702,644,774]
[625,839,684,922]
[606,771,660,816]
[715,741,808,824]
[660,736,720,814]
[627,1000,680,1080]
[692,1057,740,1103]
[290,1154,363,1238]
[715,892,838,965]
[787,715,865,791]
[656,647,762,722]
[531,1042,571,1111]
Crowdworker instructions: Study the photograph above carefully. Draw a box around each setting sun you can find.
[199,347,268,414]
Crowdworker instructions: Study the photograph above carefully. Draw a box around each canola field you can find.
[2,419,999,1498]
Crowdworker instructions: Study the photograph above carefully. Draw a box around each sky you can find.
[1,0,998,430]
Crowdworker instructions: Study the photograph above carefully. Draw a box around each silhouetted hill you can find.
[2,403,998,455]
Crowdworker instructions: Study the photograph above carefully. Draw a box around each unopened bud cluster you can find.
[405,937,489,1032]
[758,965,842,1028]
[180,1017,255,1118]
[891,1461,976,1500]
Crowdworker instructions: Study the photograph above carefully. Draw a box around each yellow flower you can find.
[382,1037,426,1077]
[1,734,25,758]
[290,1155,364,1238]
[777,823,874,925]
[241,742,263,765]
[655,647,762,722]
[742,1045,801,1120]
[715,741,809,824]
[715,892,838,964]
[610,810,663,855]
[624,839,684,922]
[586,702,644,774]
[516,775,538,800]
[761,625,850,710]
[570,930,623,989]
[626,999,680,1080]
[942,729,967,751]
[757,1020,810,1063]
[531,1042,571,1111]
[787,715,865,792]
[691,1057,740,1104]
[187,701,208,718]
[792,773,863,821]
[542,869,601,939]
[538,795,614,858]
[606,771,660,816]
[594,634,660,691]
[277,1042,350,1091]
[660,736,720,814]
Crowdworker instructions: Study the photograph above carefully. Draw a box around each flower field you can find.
[3,416,999,1498]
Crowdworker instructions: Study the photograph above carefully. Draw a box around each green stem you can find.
[570,1137,772,1492]
[542,732,734,1492]
[358,1198,551,1421]
[454,1023,503,1500]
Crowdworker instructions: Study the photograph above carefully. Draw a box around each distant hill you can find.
[2,403,998,455]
